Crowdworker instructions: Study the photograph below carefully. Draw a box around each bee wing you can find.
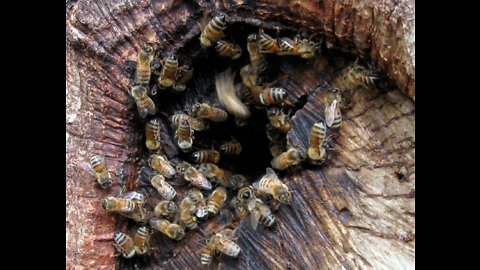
[325,99,337,127]
[138,105,148,119]
[147,98,156,115]
[250,210,260,230]
[87,163,96,176]
[265,167,276,176]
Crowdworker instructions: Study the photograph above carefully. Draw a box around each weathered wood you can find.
[66,0,415,269]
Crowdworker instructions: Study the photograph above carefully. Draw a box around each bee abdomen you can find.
[259,88,287,105]
[331,112,342,129]
[260,213,276,227]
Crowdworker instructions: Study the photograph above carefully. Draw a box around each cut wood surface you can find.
[66,0,415,269]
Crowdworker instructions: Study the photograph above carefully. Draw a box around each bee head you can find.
[277,188,292,205]
[191,152,200,162]
[167,202,179,212]
[101,197,111,210]
[168,54,177,61]
[100,179,113,189]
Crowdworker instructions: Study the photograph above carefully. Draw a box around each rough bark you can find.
[66,0,415,269]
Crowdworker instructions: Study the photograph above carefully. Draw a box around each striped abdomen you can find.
[136,97,156,118]
[206,107,228,122]
[215,237,241,257]
[176,120,193,151]
[149,155,176,178]
[219,141,242,155]
[145,119,161,150]
[173,66,193,92]
[180,209,198,230]
[331,108,342,129]
[133,226,149,255]
[192,150,221,164]
[200,15,227,48]
[308,122,326,160]
[154,200,178,217]
[215,40,242,59]
[259,211,276,227]
[259,88,287,106]
[158,56,178,88]
[114,232,136,258]
[247,38,268,75]
[207,187,227,215]
[277,37,299,55]
[257,31,279,53]
[151,174,176,200]
[200,245,215,265]
[135,47,154,85]
[90,155,112,188]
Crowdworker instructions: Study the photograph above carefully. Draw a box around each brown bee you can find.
[180,207,199,230]
[276,35,318,59]
[271,148,306,170]
[135,45,155,85]
[114,232,136,258]
[199,12,227,48]
[230,197,248,220]
[145,119,161,150]
[101,195,148,222]
[176,162,212,190]
[247,198,276,229]
[130,83,156,118]
[308,121,327,161]
[215,68,251,121]
[149,154,176,178]
[229,175,249,190]
[324,98,342,129]
[207,187,228,216]
[149,218,185,240]
[256,28,280,54]
[267,107,293,134]
[88,155,112,189]
[175,119,194,152]
[214,40,242,59]
[208,231,241,257]
[133,226,149,255]
[154,200,178,217]
[150,174,176,200]
[172,65,194,93]
[191,103,228,122]
[247,34,268,75]
[170,113,209,132]
[254,167,292,205]
[219,139,242,155]
[157,54,178,88]
[259,87,287,106]
[239,64,263,106]
[200,244,217,265]
[191,149,221,164]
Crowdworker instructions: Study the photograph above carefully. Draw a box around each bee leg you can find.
[151,84,158,96]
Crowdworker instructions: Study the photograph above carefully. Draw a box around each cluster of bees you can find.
[87,11,380,266]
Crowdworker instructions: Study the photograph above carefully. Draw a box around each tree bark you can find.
[66,0,415,269]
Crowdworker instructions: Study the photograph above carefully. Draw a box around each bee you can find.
[172,65,194,92]
[113,232,136,258]
[88,155,112,189]
[208,232,241,257]
[180,208,199,230]
[247,34,268,75]
[177,162,212,190]
[256,28,280,54]
[215,68,251,121]
[170,113,209,132]
[148,154,176,178]
[200,244,216,265]
[150,174,176,200]
[175,119,194,152]
[130,83,156,118]
[195,197,208,219]
[230,197,248,220]
[254,167,292,204]
[237,186,254,205]
[324,98,342,129]
[207,187,228,216]
[133,226,149,255]
[247,198,276,229]
[267,107,292,133]
[276,36,318,59]
[149,218,185,240]
[271,148,306,170]
[308,121,327,161]
[269,141,286,157]
[239,64,263,106]
[145,119,162,150]
[154,200,178,217]
[180,188,204,213]
[230,175,249,190]
[259,87,287,106]
[214,40,242,59]
[101,197,136,214]
[135,45,155,85]
[157,54,178,88]
[219,139,242,155]
[198,163,227,181]
[122,191,146,208]
[191,149,221,164]
[191,103,228,122]
[199,12,227,48]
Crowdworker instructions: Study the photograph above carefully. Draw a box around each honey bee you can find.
[216,68,251,121]
[198,163,227,181]
[113,232,136,258]
[88,155,112,189]
[130,82,156,118]
[177,162,212,190]
[157,54,178,88]
[154,200,178,217]
[219,139,242,155]
[230,174,249,190]
[271,148,306,170]
[239,64,263,106]
[195,198,208,219]
[254,167,292,204]
[122,191,146,208]
[324,98,342,129]
[170,113,209,132]
[230,197,248,220]
[267,107,292,133]
[200,244,216,265]
[191,103,228,122]
[308,121,327,161]
[256,28,280,54]
[259,87,287,106]
[214,40,242,59]
[180,207,199,230]
[247,198,276,229]
[149,154,176,178]
[135,45,155,85]
[208,232,241,257]
[175,119,194,152]
[236,186,254,205]
[276,36,318,59]
[149,218,185,240]
[145,119,162,150]
[191,149,221,164]
[133,226,149,255]
[199,12,227,48]
[172,65,194,92]
[101,196,136,214]
[180,188,204,213]
[207,187,228,216]
[150,174,176,200]
[247,34,268,75]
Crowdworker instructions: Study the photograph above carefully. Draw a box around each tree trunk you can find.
[66,0,415,269]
